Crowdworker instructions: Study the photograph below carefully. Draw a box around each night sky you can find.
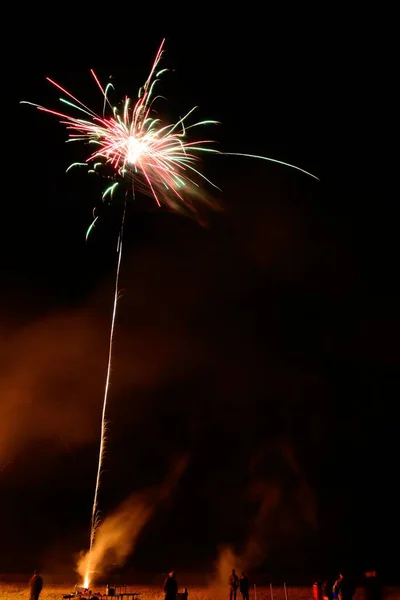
[1,12,398,583]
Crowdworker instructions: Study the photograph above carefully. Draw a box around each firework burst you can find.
[22,39,223,227]
[22,39,317,232]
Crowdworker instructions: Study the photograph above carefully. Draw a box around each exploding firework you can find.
[22,39,318,588]
[22,39,222,232]
[22,39,317,232]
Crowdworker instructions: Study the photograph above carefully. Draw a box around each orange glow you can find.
[77,457,188,587]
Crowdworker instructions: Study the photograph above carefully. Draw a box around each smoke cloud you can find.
[0,309,106,465]
[213,438,317,584]
[0,251,205,470]
[77,455,189,585]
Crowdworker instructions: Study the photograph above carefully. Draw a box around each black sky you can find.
[1,11,398,582]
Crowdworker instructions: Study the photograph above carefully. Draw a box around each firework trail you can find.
[84,195,126,588]
[22,39,318,588]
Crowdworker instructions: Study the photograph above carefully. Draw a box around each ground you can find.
[0,585,308,600]
[1,584,399,600]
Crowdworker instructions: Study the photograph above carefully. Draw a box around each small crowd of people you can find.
[28,566,382,600]
[321,570,382,600]
[163,568,250,600]
[228,569,250,600]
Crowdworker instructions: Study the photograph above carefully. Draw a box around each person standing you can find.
[364,570,382,600]
[229,569,239,600]
[239,572,250,600]
[164,571,178,600]
[323,578,333,600]
[333,573,356,600]
[29,570,43,600]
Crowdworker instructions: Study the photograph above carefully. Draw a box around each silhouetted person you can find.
[29,570,43,600]
[365,571,382,600]
[323,579,333,600]
[239,572,250,600]
[333,573,356,600]
[229,569,239,600]
[164,571,178,600]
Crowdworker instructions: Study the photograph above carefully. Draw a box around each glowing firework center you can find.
[126,135,145,165]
